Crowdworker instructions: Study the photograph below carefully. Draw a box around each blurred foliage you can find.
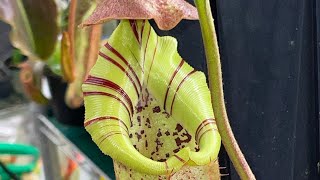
[47,41,62,76]
[11,49,26,66]
[0,0,58,60]
[0,0,110,107]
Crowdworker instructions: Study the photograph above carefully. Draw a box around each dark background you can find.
[215,0,319,179]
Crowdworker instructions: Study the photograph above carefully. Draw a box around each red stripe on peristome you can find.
[163,59,184,111]
[99,51,140,97]
[164,161,169,174]
[134,20,140,41]
[143,25,151,69]
[169,69,196,115]
[129,20,140,43]
[128,48,143,71]
[83,91,131,116]
[84,75,134,114]
[85,116,121,126]
[146,36,159,86]
[85,117,130,136]
[195,118,216,141]
[169,169,176,179]
[173,155,186,163]
[98,124,129,136]
[140,20,146,39]
[98,131,129,145]
[197,128,218,144]
[105,43,142,91]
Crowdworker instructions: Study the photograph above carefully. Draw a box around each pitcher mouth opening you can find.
[85,86,220,173]
[129,88,198,161]
[127,88,196,160]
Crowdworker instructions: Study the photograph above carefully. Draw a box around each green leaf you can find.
[11,49,25,66]
[46,41,62,76]
[83,20,221,177]
[0,0,58,60]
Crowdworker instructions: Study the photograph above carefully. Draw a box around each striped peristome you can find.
[82,20,221,177]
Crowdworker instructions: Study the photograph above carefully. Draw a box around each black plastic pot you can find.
[45,70,84,126]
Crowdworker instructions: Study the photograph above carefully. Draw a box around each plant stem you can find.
[194,0,255,179]
[67,0,77,79]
